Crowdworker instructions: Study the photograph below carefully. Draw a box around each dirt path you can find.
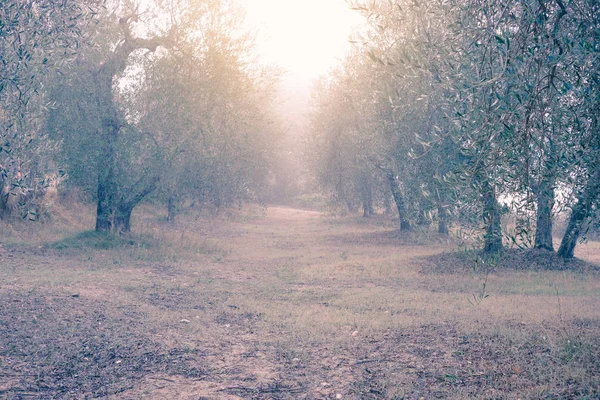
[1,206,599,399]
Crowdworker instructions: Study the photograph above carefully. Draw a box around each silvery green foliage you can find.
[0,0,101,216]
[47,0,280,230]
[311,0,598,257]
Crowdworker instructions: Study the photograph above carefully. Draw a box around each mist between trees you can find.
[1,0,598,259]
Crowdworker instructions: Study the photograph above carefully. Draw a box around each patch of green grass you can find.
[46,230,152,251]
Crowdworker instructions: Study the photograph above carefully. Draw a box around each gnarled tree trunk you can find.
[558,165,600,259]
[386,170,411,231]
[114,205,133,233]
[91,15,172,233]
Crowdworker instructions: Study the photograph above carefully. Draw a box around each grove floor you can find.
[1,206,599,399]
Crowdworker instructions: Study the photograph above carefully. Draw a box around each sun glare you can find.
[241,0,363,85]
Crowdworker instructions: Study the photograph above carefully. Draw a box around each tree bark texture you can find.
[387,170,411,231]
[534,177,555,251]
[480,176,503,254]
[557,166,600,259]
[95,115,119,232]
[533,134,558,251]
[438,205,449,235]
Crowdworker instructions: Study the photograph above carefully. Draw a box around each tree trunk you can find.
[167,195,177,223]
[387,170,411,231]
[95,117,119,233]
[534,178,555,251]
[95,179,113,232]
[114,204,133,233]
[335,181,357,213]
[481,178,503,254]
[557,202,587,259]
[557,166,600,259]
[438,205,449,235]
[534,134,557,251]
[95,170,158,234]
[0,183,10,219]
[360,174,374,217]
[362,195,374,217]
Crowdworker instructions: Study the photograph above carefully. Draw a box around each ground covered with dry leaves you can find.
[1,205,599,399]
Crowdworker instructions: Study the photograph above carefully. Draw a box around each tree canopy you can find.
[307,0,599,258]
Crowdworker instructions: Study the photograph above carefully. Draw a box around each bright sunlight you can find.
[241,0,363,85]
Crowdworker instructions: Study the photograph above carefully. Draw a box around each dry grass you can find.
[1,203,599,399]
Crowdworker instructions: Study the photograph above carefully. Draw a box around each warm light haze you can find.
[4,1,599,398]
[241,0,363,87]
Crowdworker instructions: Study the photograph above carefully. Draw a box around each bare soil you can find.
[1,206,599,399]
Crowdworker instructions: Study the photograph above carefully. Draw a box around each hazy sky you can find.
[241,0,364,92]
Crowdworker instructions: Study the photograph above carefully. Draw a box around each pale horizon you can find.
[241,0,364,91]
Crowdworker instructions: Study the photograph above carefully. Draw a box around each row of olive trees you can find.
[309,0,599,259]
[135,2,281,221]
[4,0,280,231]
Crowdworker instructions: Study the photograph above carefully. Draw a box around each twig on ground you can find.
[353,359,394,365]
[147,377,177,383]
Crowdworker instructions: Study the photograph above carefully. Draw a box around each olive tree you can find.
[0,0,101,218]
[48,3,176,232]
[48,0,280,230]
